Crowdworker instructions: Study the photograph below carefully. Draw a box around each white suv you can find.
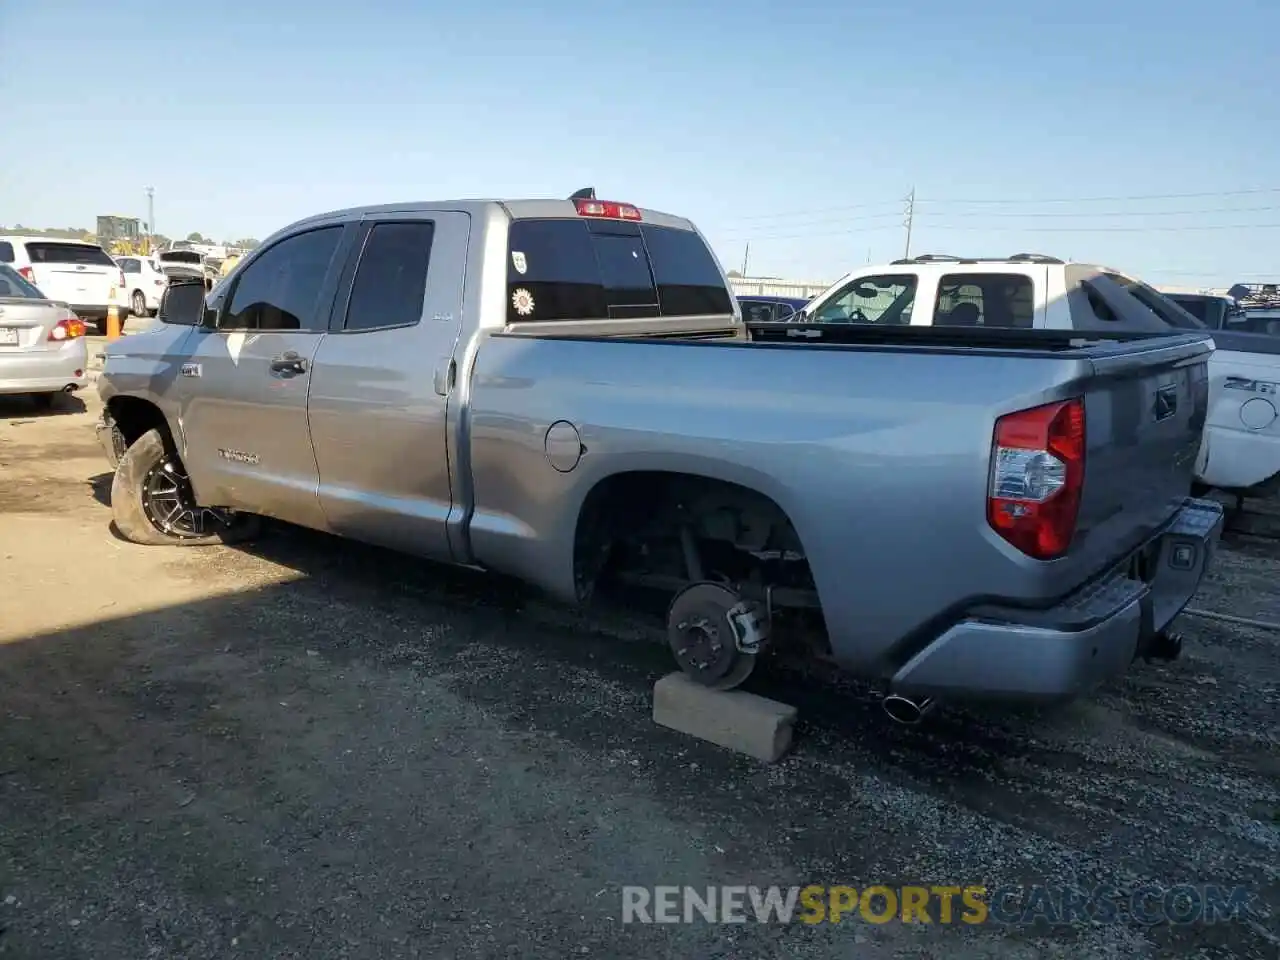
[114,255,169,318]
[790,253,1191,332]
[0,235,127,332]
[782,253,1280,500]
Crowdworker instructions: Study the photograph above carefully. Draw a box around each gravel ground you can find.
[0,391,1277,959]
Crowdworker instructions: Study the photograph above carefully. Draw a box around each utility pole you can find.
[741,242,750,277]
[144,186,155,253]
[902,187,915,259]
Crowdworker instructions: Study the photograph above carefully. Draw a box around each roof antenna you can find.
[569,187,596,200]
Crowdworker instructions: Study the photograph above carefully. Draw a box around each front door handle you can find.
[270,352,307,377]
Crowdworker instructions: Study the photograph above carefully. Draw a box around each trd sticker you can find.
[511,288,535,317]
[511,251,527,275]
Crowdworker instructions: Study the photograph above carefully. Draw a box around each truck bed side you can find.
[460,329,1211,674]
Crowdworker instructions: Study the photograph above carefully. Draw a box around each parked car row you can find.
[93,191,1223,725]
[0,263,90,405]
[0,234,128,331]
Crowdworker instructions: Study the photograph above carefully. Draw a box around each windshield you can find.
[0,263,47,299]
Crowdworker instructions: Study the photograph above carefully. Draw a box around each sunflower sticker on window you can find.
[512,288,535,317]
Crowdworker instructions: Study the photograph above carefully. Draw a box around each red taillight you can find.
[573,198,642,221]
[118,269,127,289]
[18,266,35,281]
[48,316,87,342]
[987,398,1085,560]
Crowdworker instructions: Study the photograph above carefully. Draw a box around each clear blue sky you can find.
[3,0,1278,287]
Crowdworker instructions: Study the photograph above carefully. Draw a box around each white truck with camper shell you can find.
[776,254,1280,506]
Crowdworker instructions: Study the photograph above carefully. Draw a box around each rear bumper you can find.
[0,341,90,395]
[889,497,1224,703]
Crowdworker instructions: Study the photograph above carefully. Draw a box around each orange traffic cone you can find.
[106,305,121,341]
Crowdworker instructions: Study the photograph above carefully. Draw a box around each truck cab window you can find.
[812,275,916,324]
[220,227,342,332]
[934,273,1034,328]
[504,219,731,324]
[344,221,435,332]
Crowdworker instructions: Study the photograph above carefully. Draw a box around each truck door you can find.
[306,211,470,562]
[177,223,353,529]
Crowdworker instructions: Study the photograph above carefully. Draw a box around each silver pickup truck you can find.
[95,191,1224,723]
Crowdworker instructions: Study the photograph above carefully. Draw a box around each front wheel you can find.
[110,428,261,546]
[131,290,148,318]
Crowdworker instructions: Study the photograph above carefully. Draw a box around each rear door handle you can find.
[270,352,307,377]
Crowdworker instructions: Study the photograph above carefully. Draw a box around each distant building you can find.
[729,276,830,299]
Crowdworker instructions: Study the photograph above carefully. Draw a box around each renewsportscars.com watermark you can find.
[621,884,1262,927]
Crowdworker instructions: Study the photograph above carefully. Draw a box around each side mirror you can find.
[157,281,208,327]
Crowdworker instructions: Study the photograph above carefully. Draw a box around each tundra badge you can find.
[218,449,259,465]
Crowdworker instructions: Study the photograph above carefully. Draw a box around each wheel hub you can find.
[141,459,231,538]
[667,582,768,690]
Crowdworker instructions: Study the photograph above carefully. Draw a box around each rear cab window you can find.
[25,242,116,267]
[933,273,1035,328]
[505,218,732,324]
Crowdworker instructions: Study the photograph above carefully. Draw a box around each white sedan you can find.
[0,264,90,408]
[115,254,169,318]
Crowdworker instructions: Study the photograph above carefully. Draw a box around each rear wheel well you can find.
[572,471,821,640]
[106,396,171,448]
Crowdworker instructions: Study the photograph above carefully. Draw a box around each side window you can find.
[120,258,140,274]
[934,273,1035,328]
[812,274,916,324]
[221,227,343,332]
[344,221,435,332]
[0,242,14,263]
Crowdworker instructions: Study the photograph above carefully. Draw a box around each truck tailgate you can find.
[1074,336,1209,563]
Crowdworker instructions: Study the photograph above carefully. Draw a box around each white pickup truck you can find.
[781,254,1279,503]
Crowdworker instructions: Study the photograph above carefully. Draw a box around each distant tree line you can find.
[0,225,259,250]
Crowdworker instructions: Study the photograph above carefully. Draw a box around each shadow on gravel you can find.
[0,525,1275,958]
[0,392,87,420]
[89,471,112,508]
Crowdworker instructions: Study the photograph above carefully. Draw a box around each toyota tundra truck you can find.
[95,191,1223,723]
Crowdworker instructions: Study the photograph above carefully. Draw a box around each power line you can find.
[922,187,1280,205]
[711,186,1280,229]
[718,203,1280,236]
[717,220,1280,243]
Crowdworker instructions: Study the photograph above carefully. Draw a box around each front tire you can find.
[111,428,260,546]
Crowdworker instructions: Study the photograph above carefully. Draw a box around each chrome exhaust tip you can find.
[882,694,936,726]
